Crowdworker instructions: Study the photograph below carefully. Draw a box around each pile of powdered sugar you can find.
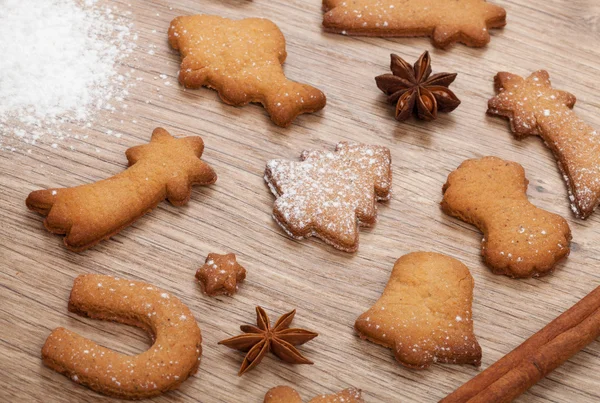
[0,0,136,152]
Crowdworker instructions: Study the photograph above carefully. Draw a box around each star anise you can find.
[218,306,318,376]
[375,51,461,121]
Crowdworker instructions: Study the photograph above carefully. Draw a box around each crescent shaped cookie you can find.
[26,128,217,251]
[168,15,326,127]
[42,274,202,399]
[355,252,482,369]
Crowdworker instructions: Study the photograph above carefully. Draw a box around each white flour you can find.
[0,0,136,152]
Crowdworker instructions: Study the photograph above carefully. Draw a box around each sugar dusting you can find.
[489,70,600,218]
[0,0,137,152]
[265,142,392,251]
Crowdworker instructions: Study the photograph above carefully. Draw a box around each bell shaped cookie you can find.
[355,252,481,369]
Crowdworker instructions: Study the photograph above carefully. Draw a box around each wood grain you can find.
[1,0,599,402]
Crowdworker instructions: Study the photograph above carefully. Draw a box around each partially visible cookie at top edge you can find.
[264,142,392,252]
[322,0,506,48]
[168,14,326,127]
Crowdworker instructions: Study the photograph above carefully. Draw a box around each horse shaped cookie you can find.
[168,15,326,127]
[488,70,600,218]
[42,275,202,399]
[442,157,571,278]
[26,128,217,251]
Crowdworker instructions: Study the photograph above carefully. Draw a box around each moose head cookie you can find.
[42,274,202,399]
[265,142,392,252]
[264,386,364,403]
[26,128,217,251]
[488,70,600,219]
[323,0,506,48]
[355,252,482,369]
[442,157,571,278]
[168,15,326,127]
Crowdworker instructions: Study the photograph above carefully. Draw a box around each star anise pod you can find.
[218,306,318,376]
[375,51,461,121]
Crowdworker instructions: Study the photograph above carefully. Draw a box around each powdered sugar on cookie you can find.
[265,142,392,252]
[488,70,600,218]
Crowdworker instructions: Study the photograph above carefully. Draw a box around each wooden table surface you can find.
[1,0,600,402]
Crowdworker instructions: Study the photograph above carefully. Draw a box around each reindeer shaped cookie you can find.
[323,0,506,48]
[26,128,217,251]
[168,15,326,127]
[442,157,571,278]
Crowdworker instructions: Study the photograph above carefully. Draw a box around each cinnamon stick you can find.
[441,286,600,403]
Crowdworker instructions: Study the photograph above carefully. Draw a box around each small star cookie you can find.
[195,253,246,296]
[169,15,326,127]
[355,252,482,369]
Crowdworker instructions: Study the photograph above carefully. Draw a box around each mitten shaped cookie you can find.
[264,386,364,403]
[488,70,600,218]
[168,15,326,127]
[323,0,506,48]
[355,252,482,369]
[26,128,217,251]
[42,275,202,399]
[265,142,392,252]
[442,157,571,278]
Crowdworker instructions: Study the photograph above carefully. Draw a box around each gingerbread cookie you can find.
[195,253,246,296]
[264,386,364,403]
[26,128,217,251]
[488,70,600,219]
[441,157,571,278]
[322,0,506,48]
[42,274,202,399]
[168,15,326,127]
[355,252,481,369]
[265,142,392,252]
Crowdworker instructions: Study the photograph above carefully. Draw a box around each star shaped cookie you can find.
[195,253,246,296]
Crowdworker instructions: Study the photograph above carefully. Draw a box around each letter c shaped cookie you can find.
[42,275,202,399]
